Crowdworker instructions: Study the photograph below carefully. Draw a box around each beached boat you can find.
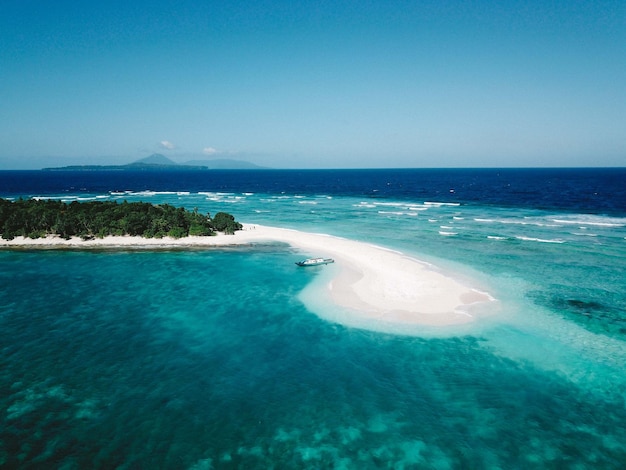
[295,257,335,267]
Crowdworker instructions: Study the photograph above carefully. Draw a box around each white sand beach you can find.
[1,224,494,326]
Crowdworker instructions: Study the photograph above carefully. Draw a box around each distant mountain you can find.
[43,154,268,171]
[134,154,177,165]
[182,159,266,170]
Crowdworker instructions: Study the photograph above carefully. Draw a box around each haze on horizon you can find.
[1,0,624,170]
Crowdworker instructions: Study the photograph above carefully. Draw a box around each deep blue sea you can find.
[1,168,625,468]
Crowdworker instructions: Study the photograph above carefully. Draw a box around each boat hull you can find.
[295,258,335,267]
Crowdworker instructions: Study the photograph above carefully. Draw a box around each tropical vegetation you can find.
[0,198,243,240]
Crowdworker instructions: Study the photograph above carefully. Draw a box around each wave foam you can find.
[424,201,460,207]
[516,236,565,244]
[379,211,405,216]
[552,216,626,228]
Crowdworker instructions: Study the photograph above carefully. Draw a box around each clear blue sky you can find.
[1,0,624,169]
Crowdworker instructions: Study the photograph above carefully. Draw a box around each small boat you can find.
[295,257,335,267]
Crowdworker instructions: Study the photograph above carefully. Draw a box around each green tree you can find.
[0,198,241,240]
[212,212,243,234]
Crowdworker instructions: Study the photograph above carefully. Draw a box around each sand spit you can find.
[1,224,494,326]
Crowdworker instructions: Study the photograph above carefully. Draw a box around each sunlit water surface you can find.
[1,169,625,468]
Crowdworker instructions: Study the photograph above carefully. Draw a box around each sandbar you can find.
[1,224,494,327]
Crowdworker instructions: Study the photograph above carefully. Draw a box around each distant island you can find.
[0,198,243,240]
[42,154,268,171]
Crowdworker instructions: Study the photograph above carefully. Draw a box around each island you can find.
[0,198,242,240]
[42,153,268,171]
[1,199,495,330]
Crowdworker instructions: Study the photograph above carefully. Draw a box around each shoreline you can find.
[1,224,495,327]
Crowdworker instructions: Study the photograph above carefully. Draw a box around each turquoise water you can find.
[1,188,626,468]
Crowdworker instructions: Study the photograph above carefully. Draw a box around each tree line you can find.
[0,198,243,240]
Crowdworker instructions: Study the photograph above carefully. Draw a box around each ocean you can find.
[1,168,625,468]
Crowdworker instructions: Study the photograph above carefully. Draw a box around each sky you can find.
[1,0,624,169]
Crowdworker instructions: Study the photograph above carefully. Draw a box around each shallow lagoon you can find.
[1,169,625,468]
